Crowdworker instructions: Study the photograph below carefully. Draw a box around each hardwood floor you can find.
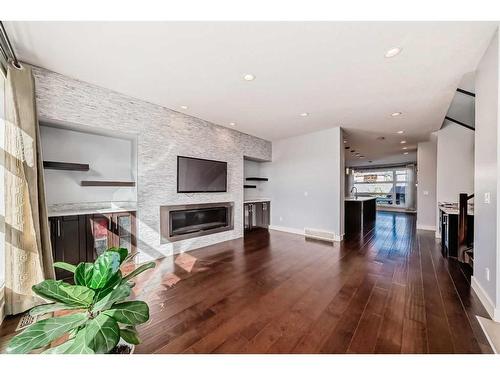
[0,211,493,354]
[130,211,491,354]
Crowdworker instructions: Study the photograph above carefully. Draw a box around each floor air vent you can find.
[15,313,38,331]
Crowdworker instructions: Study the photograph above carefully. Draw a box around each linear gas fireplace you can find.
[160,202,234,242]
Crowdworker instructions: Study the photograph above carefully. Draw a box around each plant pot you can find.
[111,338,135,354]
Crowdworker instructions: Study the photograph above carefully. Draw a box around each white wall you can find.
[474,29,500,320]
[40,125,137,205]
[417,134,437,231]
[436,122,475,228]
[266,127,344,239]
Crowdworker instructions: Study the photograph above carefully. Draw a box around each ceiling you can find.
[5,22,497,164]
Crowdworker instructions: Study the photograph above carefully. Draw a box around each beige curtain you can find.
[3,63,54,315]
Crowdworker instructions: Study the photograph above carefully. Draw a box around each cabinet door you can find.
[244,204,251,230]
[87,214,113,260]
[112,212,136,254]
[51,215,86,281]
[261,202,270,228]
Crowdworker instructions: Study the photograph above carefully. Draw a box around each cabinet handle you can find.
[57,219,61,237]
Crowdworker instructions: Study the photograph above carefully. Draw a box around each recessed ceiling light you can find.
[229,122,236,126]
[397,130,404,134]
[359,156,365,158]
[300,112,309,117]
[344,140,347,143]
[402,147,408,150]
[391,112,402,117]
[385,47,402,58]
[180,105,188,110]
[400,140,407,144]
[404,152,409,155]
[243,74,255,81]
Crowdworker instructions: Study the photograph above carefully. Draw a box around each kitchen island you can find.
[345,196,377,235]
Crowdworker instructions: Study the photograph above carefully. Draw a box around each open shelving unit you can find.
[81,181,136,187]
[245,177,269,181]
[43,161,90,171]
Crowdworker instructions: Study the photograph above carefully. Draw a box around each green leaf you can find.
[123,262,155,282]
[64,332,95,354]
[42,339,76,354]
[92,283,131,313]
[53,262,76,274]
[30,302,81,317]
[107,247,129,264]
[90,251,121,289]
[74,263,94,287]
[123,252,138,264]
[6,313,88,354]
[32,280,95,307]
[120,326,140,345]
[93,271,122,302]
[82,313,120,353]
[104,301,149,325]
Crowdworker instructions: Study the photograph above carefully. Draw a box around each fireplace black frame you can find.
[160,202,234,243]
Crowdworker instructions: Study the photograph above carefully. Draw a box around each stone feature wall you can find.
[32,66,271,262]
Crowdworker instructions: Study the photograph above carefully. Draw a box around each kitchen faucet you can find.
[350,186,358,199]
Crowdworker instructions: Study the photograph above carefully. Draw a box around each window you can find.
[0,71,5,296]
[352,167,412,208]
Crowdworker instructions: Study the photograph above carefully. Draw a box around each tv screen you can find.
[177,156,227,193]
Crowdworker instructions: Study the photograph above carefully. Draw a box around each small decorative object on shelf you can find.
[6,247,155,354]
[81,181,136,187]
[43,161,90,171]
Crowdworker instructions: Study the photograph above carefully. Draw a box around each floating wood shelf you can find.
[244,184,257,188]
[81,181,136,187]
[245,177,269,181]
[43,161,90,171]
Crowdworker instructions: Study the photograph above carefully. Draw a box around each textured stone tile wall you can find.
[32,66,272,262]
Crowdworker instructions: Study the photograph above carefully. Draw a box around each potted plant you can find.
[6,247,155,354]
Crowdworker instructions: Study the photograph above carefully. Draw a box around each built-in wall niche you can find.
[40,123,138,205]
[243,157,270,199]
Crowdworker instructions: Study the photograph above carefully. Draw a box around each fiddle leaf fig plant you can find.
[6,248,155,354]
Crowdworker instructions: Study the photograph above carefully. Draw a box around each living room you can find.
[1,1,500,373]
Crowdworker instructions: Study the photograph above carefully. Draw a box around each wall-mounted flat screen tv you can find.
[177,156,227,193]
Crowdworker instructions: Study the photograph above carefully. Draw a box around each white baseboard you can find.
[269,225,304,236]
[416,224,436,231]
[472,276,500,322]
[269,225,343,242]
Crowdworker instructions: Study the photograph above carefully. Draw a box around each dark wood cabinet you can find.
[49,215,87,281]
[50,211,136,280]
[244,201,270,231]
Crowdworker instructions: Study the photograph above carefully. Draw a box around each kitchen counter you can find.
[48,202,137,217]
[345,196,377,235]
[244,198,271,204]
[344,196,377,202]
[439,205,474,216]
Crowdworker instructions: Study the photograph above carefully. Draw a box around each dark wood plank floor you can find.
[0,211,493,354]
[130,211,492,354]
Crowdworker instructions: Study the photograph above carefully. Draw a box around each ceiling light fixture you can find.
[180,105,188,110]
[400,140,407,144]
[404,152,409,155]
[397,130,404,134]
[300,112,309,117]
[402,147,408,150]
[229,122,236,126]
[243,74,256,81]
[391,112,402,117]
[385,47,402,58]
[344,140,347,143]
